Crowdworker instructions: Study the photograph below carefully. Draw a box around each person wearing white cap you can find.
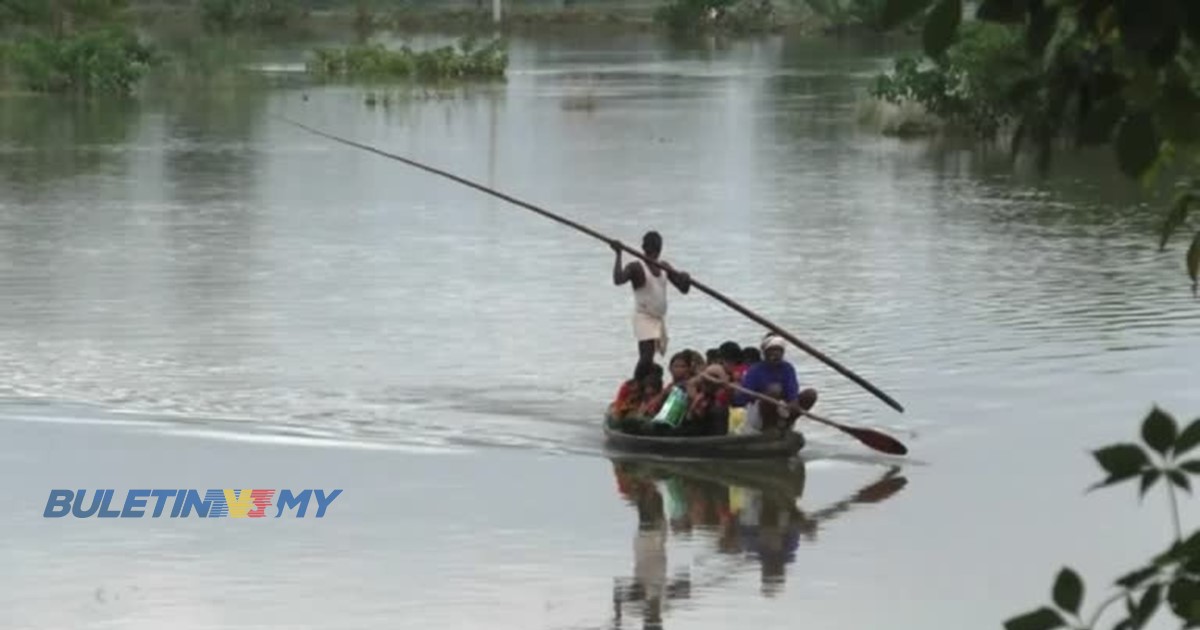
[610,231,692,378]
[734,334,818,436]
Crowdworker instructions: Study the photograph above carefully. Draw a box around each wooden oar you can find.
[707,376,908,456]
[276,116,905,414]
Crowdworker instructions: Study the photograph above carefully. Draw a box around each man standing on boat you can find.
[611,231,691,376]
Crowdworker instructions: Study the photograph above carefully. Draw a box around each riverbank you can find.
[126,2,838,38]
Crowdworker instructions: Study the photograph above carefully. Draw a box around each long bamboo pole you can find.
[277,116,905,413]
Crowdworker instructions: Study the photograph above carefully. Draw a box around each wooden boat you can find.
[603,412,805,460]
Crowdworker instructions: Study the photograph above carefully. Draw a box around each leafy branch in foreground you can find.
[1004,407,1200,630]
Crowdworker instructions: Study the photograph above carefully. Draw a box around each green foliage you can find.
[870,21,1031,138]
[308,37,507,82]
[0,0,130,33]
[8,27,156,94]
[0,0,157,95]
[805,0,889,32]
[200,0,301,32]
[1052,567,1084,615]
[0,0,54,28]
[653,0,777,35]
[878,0,1200,290]
[1003,407,1200,630]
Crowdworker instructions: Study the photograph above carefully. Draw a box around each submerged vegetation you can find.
[308,37,507,81]
[7,27,156,94]
[869,21,1029,138]
[0,0,158,94]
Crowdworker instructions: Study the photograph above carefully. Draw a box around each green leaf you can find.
[976,0,1027,22]
[1091,444,1151,488]
[1160,191,1198,250]
[1185,551,1200,575]
[1169,469,1192,492]
[1116,566,1159,589]
[1155,531,1200,564]
[1052,567,1084,614]
[1167,579,1200,623]
[1181,460,1200,474]
[881,0,935,29]
[1140,470,1161,498]
[1004,607,1065,630]
[1177,420,1200,456]
[1134,583,1161,627]
[1142,407,1179,455]
[1187,230,1200,296]
[923,0,962,57]
[1115,112,1161,179]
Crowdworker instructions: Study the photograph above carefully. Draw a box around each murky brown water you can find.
[1,30,1198,630]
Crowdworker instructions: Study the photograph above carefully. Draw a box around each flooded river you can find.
[1,30,1198,630]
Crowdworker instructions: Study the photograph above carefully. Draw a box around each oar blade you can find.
[844,426,908,456]
[853,476,908,503]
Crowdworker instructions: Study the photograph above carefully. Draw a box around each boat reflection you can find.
[609,457,907,629]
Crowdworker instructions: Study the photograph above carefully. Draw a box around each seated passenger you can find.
[681,364,731,436]
[643,351,693,417]
[735,335,817,437]
[715,341,748,409]
[609,362,665,421]
[622,365,729,437]
[719,341,749,382]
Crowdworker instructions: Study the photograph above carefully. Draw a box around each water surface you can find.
[1,31,1199,630]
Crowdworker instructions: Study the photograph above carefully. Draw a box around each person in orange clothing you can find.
[609,362,664,421]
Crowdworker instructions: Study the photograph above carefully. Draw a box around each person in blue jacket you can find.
[734,334,818,435]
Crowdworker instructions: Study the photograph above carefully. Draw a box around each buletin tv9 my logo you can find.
[44,489,342,519]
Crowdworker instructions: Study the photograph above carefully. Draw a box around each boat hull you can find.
[602,416,804,460]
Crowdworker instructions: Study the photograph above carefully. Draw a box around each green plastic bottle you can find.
[651,386,688,428]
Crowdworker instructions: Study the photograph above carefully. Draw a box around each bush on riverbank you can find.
[308,37,507,81]
[386,6,642,32]
[653,0,779,35]
[804,0,888,34]
[200,0,304,32]
[868,21,1029,139]
[6,27,156,94]
[0,0,160,95]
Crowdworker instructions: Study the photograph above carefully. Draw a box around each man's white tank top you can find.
[633,260,668,318]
